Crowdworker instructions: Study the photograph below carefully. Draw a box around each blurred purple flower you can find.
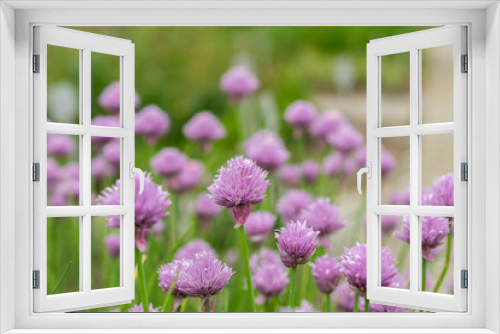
[430,174,454,206]
[47,133,75,157]
[244,130,290,172]
[176,251,234,312]
[102,139,121,166]
[207,156,269,228]
[98,173,171,252]
[284,100,317,137]
[310,255,342,294]
[195,194,222,229]
[276,189,313,222]
[98,81,141,113]
[300,198,346,241]
[128,303,160,313]
[253,264,289,302]
[323,151,343,177]
[389,188,410,205]
[309,110,345,139]
[355,145,396,176]
[174,239,215,261]
[280,300,314,313]
[340,242,397,297]
[46,158,60,191]
[151,147,188,178]
[220,66,259,101]
[250,248,283,273]
[326,122,363,153]
[380,215,400,233]
[302,160,319,184]
[169,159,204,194]
[91,115,120,146]
[135,105,170,145]
[244,211,276,245]
[49,163,80,206]
[183,111,226,152]
[342,156,358,177]
[393,216,450,261]
[92,155,117,181]
[158,260,190,311]
[277,164,302,187]
[275,220,319,269]
[105,234,120,258]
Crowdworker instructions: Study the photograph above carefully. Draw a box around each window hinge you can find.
[33,270,40,289]
[461,54,468,73]
[461,270,468,289]
[33,54,40,73]
[461,162,468,181]
[33,163,40,182]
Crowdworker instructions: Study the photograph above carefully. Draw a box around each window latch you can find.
[129,162,145,195]
[357,162,372,195]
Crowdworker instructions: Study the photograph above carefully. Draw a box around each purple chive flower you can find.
[158,260,190,311]
[276,189,313,222]
[278,164,302,187]
[429,174,454,206]
[91,115,120,146]
[393,216,451,261]
[280,300,314,313]
[244,130,290,172]
[340,242,397,297]
[355,145,396,177]
[300,198,346,240]
[92,155,117,181]
[98,81,141,113]
[302,160,319,184]
[135,105,170,145]
[332,282,357,312]
[380,215,400,233]
[183,111,226,152]
[169,159,204,194]
[326,122,363,153]
[98,173,171,252]
[47,133,75,157]
[219,66,259,101]
[207,156,269,228]
[174,239,215,261]
[102,139,121,166]
[244,211,276,245]
[128,303,160,313]
[151,147,188,178]
[195,194,222,229]
[310,255,342,294]
[105,235,120,258]
[323,151,344,177]
[284,100,317,137]
[275,220,319,269]
[253,264,289,302]
[343,156,358,177]
[309,110,345,140]
[389,188,410,205]
[49,163,80,206]
[46,158,60,191]
[250,248,283,273]
[176,251,234,312]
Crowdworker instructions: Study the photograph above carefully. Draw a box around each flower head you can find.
[151,147,187,178]
[91,115,120,146]
[310,255,342,294]
[98,173,171,252]
[169,159,204,194]
[102,138,121,166]
[128,303,160,313]
[323,151,343,177]
[309,110,345,139]
[276,189,313,222]
[278,164,302,187]
[300,197,346,238]
[158,260,191,310]
[92,155,117,181]
[49,163,79,206]
[252,264,289,301]
[280,300,314,313]
[207,156,269,228]
[46,158,60,191]
[175,239,215,261]
[183,111,226,151]
[249,248,283,273]
[302,160,319,184]
[47,133,75,157]
[389,188,410,205]
[244,130,290,172]
[135,105,170,145]
[275,220,319,268]
[284,100,317,135]
[104,234,120,258]
[244,211,276,245]
[98,81,140,113]
[430,174,454,206]
[326,122,363,153]
[220,66,259,100]
[356,145,396,176]
[195,194,222,228]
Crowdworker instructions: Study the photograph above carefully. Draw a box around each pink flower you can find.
[253,264,289,302]
[102,139,121,166]
[244,211,276,245]
[323,151,343,177]
[278,164,302,187]
[275,220,319,268]
[98,81,141,113]
[183,111,226,152]
[128,303,160,312]
[300,198,346,248]
[195,194,222,229]
[220,66,259,100]
[284,100,317,137]
[135,105,170,145]
[91,115,120,146]
[280,300,314,312]
[151,147,188,178]
[169,159,204,194]
[250,248,283,273]
[310,255,342,294]
[174,239,216,261]
[92,155,117,181]
[302,160,319,184]
[244,130,290,172]
[276,189,313,222]
[309,110,345,139]
[326,122,363,153]
[47,133,75,157]
[105,235,120,258]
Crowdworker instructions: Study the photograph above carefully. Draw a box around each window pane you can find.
[92,137,120,204]
[381,137,409,205]
[381,52,410,127]
[379,215,409,291]
[47,134,80,206]
[47,45,80,124]
[91,52,122,122]
[421,45,454,124]
[92,216,121,290]
[47,217,80,294]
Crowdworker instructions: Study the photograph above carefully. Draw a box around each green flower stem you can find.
[50,261,72,295]
[204,299,210,312]
[238,227,257,312]
[353,294,360,312]
[332,294,341,312]
[433,224,452,293]
[422,258,427,292]
[161,271,179,312]
[364,297,370,312]
[289,267,298,307]
[136,249,150,312]
[324,294,332,312]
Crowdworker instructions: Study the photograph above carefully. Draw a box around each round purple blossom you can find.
[176,251,234,312]
[104,234,120,258]
[340,242,397,297]
[244,211,276,245]
[280,300,314,313]
[278,164,302,187]
[276,189,313,222]
[275,220,319,269]
[195,194,222,229]
[98,173,171,252]
[252,264,289,301]
[323,151,343,177]
[169,159,204,194]
[98,81,141,113]
[158,260,190,311]
[326,122,363,153]
[302,160,319,184]
[47,133,75,157]
[379,215,400,233]
[102,139,121,166]
[46,158,60,191]
[207,156,269,228]
[343,156,358,177]
[309,110,345,139]
[300,197,346,238]
[128,303,160,313]
[135,105,170,145]
[310,255,342,294]
[250,248,283,273]
[393,216,451,261]
[244,130,290,172]
[92,155,117,181]
[284,100,317,137]
[389,188,410,205]
[430,174,454,206]
[220,66,259,100]
[49,163,80,206]
[355,145,395,176]
[174,239,215,261]
[91,115,120,146]
[183,111,226,152]
[151,147,188,178]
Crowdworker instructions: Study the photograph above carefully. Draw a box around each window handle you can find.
[357,162,371,195]
[129,162,145,195]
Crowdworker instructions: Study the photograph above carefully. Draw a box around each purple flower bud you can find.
[104,234,120,258]
[128,303,160,313]
[220,66,259,100]
[326,122,363,153]
[310,255,342,294]
[244,211,276,245]
[169,159,204,194]
[252,264,289,300]
[207,156,269,228]
[174,239,215,261]
[183,111,226,152]
[275,220,319,268]
[195,194,222,229]
[280,300,314,313]
[98,81,141,114]
[284,100,317,136]
[276,189,313,223]
[151,147,188,178]
[309,110,345,139]
[47,133,75,157]
[244,130,290,172]
[323,151,343,177]
[250,248,283,273]
[278,164,302,187]
[302,160,319,184]
[135,105,170,145]
[92,155,117,181]
[102,139,121,166]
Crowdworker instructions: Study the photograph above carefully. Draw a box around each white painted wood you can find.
[33,26,135,313]
[366,26,467,312]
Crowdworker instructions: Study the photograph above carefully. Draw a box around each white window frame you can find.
[1,1,499,333]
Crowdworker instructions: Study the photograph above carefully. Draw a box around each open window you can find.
[33,26,136,312]
[364,26,467,312]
